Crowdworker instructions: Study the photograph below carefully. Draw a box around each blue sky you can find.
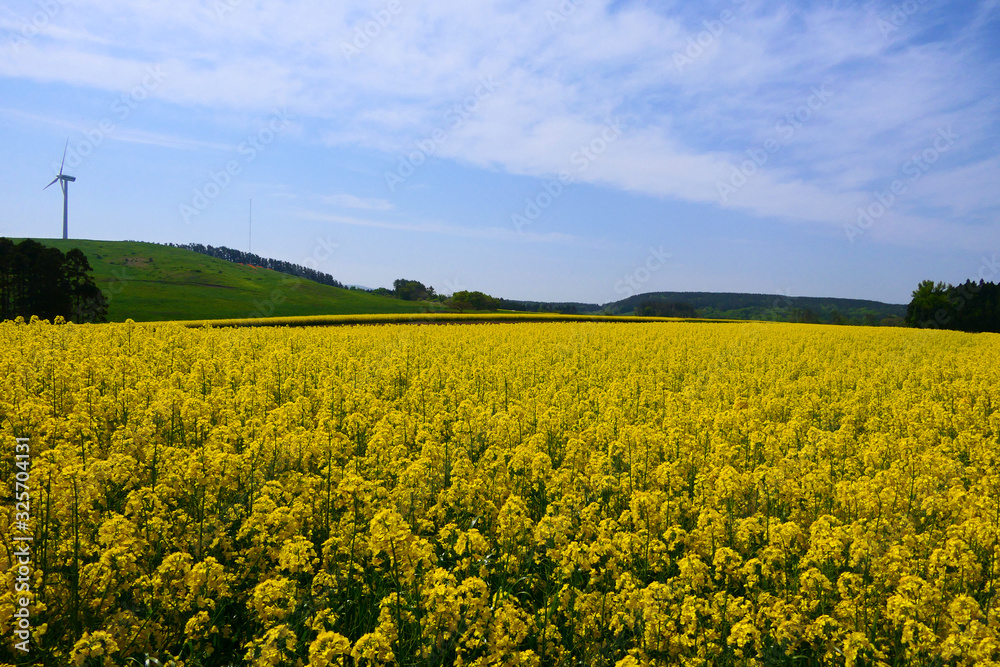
[2,0,998,305]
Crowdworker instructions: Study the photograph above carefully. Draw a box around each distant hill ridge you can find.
[601,291,906,324]
[22,238,907,324]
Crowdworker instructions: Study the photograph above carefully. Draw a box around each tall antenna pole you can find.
[249,199,252,253]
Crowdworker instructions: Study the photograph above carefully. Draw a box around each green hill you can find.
[10,239,909,326]
[602,291,906,324]
[17,239,445,322]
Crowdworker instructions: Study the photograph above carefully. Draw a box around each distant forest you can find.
[633,300,698,318]
[495,298,598,315]
[166,243,349,290]
[906,279,1000,333]
[603,291,906,325]
[0,238,107,323]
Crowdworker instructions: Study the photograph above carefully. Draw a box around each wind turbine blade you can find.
[59,138,69,175]
[44,176,59,190]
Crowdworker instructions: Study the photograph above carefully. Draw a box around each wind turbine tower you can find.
[44,140,76,240]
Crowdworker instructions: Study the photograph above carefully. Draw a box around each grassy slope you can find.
[21,238,445,322]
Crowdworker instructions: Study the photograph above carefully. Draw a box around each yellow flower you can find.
[71,631,119,666]
[308,630,352,667]
[251,577,298,625]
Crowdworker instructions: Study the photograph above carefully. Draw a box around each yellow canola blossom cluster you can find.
[1,319,1000,666]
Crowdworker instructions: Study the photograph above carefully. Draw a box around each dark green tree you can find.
[828,309,847,325]
[446,290,499,312]
[789,307,819,324]
[634,299,697,318]
[64,248,109,323]
[904,279,1000,332]
[0,238,107,322]
[905,280,954,328]
[393,279,434,301]
[446,295,473,313]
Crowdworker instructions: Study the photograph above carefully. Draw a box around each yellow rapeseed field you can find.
[2,318,1000,666]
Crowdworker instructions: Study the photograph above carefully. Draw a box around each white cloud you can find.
[293,209,589,246]
[110,128,232,152]
[322,193,393,211]
[2,0,998,249]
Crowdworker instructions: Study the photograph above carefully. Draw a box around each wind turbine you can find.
[44,140,76,240]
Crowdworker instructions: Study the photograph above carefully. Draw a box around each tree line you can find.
[166,243,349,290]
[495,298,596,315]
[380,279,502,312]
[633,299,697,318]
[906,279,1000,332]
[0,238,108,323]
